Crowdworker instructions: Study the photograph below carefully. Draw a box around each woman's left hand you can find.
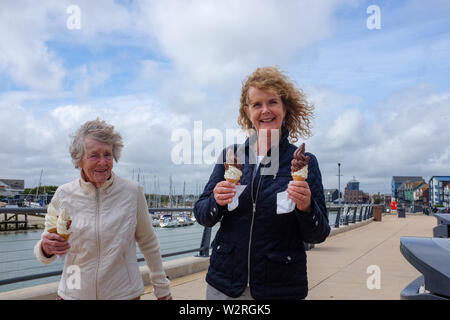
[287,181,312,212]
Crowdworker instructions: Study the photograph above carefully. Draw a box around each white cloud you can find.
[0,1,67,92]
[310,85,450,193]
[71,64,110,95]
[138,0,350,87]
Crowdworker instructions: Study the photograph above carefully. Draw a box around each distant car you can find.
[435,207,449,213]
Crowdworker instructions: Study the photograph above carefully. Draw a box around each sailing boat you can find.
[23,169,45,207]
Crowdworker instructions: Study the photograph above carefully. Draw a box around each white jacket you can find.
[34,172,170,300]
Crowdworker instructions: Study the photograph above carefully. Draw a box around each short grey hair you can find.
[70,118,124,168]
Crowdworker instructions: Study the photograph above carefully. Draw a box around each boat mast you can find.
[183,181,186,208]
[36,169,43,200]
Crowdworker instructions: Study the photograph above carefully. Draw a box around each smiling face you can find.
[244,86,286,136]
[78,138,114,188]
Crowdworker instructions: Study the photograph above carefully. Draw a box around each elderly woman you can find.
[194,66,330,300]
[34,119,171,300]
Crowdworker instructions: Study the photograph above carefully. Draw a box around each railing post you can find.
[344,206,349,225]
[335,207,341,228]
[352,206,357,223]
[198,227,212,257]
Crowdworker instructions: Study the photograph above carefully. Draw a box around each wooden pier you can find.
[0,208,46,231]
[0,213,28,231]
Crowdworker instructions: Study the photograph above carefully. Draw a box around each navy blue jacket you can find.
[194,130,330,299]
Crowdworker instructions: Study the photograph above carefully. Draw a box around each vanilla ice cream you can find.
[45,205,58,232]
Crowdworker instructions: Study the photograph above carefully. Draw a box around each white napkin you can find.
[276,191,296,214]
[228,185,247,211]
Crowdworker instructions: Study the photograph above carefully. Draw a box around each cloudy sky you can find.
[0,0,449,196]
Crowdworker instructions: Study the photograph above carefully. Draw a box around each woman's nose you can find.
[261,103,270,113]
[97,155,108,164]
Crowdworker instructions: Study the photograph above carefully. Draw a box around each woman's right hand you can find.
[213,181,237,206]
[41,232,71,258]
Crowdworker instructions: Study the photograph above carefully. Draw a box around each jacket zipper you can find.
[95,189,100,299]
[247,163,264,287]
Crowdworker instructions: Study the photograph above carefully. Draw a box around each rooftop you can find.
[393,176,423,183]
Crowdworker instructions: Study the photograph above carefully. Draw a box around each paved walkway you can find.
[141,213,437,300]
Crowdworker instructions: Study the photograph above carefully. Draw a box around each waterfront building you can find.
[444,184,450,209]
[428,176,450,207]
[404,180,427,212]
[324,189,339,203]
[391,176,423,200]
[0,179,24,197]
[415,184,429,203]
[346,177,359,191]
[343,178,370,204]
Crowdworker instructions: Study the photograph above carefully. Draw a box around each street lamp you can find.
[338,163,341,206]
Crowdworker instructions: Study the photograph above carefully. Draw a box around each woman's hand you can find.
[41,232,71,257]
[213,181,237,206]
[287,181,312,212]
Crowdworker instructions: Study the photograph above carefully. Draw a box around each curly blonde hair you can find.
[238,66,314,143]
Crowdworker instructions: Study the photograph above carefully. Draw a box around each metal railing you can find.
[0,204,375,287]
[326,204,375,228]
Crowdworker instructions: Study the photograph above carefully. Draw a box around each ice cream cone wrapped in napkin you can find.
[45,206,72,241]
[291,143,310,182]
[224,148,246,211]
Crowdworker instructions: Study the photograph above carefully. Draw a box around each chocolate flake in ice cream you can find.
[291,143,310,181]
[224,148,243,184]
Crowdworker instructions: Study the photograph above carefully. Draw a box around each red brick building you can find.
[343,178,370,204]
[344,189,370,204]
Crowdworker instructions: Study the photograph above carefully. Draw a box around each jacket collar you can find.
[243,127,290,158]
[79,171,115,195]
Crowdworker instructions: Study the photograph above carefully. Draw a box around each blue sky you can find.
[0,0,449,195]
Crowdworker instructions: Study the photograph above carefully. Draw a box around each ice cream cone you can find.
[47,227,57,234]
[292,175,306,182]
[58,233,71,241]
[226,178,240,184]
